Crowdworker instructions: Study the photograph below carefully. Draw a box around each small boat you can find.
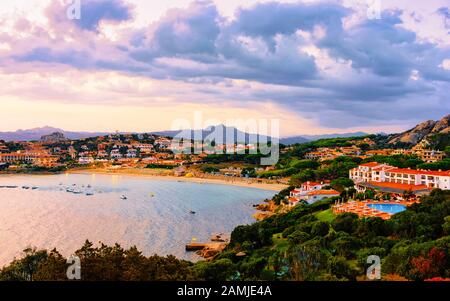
[6,186,18,189]
[86,192,94,196]
[22,186,30,189]
[32,187,38,190]
[121,195,127,200]
[189,210,196,214]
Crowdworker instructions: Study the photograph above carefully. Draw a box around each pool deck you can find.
[332,199,420,220]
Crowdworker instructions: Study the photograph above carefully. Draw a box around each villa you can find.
[289,181,338,206]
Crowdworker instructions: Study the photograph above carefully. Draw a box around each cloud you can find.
[45,0,133,32]
[0,0,449,131]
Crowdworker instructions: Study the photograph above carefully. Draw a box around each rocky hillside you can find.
[389,114,450,145]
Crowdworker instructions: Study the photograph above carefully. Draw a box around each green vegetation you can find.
[427,133,450,151]
[221,189,450,281]
[204,154,267,165]
[361,154,424,168]
[146,164,175,169]
[314,209,336,223]
[417,159,450,171]
[200,165,220,173]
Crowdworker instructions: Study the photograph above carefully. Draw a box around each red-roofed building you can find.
[350,162,450,191]
[349,162,395,183]
[289,181,338,206]
[290,181,328,198]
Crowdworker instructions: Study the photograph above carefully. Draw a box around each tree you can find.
[241,167,257,178]
[410,248,447,280]
[331,178,355,192]
[332,213,359,234]
[445,146,450,157]
[290,169,316,186]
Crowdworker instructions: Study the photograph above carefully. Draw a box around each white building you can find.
[78,157,94,165]
[350,162,450,190]
[289,181,337,206]
[127,149,138,158]
[110,149,123,159]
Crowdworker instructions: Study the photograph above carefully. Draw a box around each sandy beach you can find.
[67,168,287,192]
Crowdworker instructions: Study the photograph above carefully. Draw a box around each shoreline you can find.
[66,168,287,192]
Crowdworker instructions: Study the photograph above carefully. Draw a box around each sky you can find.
[0,0,449,137]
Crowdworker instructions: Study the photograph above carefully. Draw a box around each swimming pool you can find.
[367,203,406,214]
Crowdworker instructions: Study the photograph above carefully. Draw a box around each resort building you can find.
[0,152,59,166]
[417,149,445,163]
[349,162,395,183]
[350,162,450,193]
[412,141,446,163]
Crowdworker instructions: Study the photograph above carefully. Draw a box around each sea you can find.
[0,173,275,266]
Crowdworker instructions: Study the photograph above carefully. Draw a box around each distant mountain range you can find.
[0,126,110,142]
[0,125,370,144]
[152,124,272,144]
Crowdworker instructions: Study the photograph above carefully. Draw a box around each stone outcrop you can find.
[388,114,450,145]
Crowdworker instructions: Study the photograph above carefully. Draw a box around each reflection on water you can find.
[0,174,274,266]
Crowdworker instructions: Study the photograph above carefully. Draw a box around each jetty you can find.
[185,233,230,260]
[185,242,223,251]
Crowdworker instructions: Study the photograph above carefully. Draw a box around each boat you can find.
[31,187,38,190]
[6,186,18,189]
[86,192,94,196]
[121,195,127,200]
[190,210,196,214]
[22,186,30,189]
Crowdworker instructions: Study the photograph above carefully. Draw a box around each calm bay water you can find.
[0,173,274,266]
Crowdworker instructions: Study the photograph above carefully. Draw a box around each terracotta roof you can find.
[307,189,340,196]
[387,168,450,177]
[366,181,430,191]
[303,181,321,186]
[371,165,396,171]
[360,162,380,167]
[288,197,300,203]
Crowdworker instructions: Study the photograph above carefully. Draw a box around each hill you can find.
[389,114,450,145]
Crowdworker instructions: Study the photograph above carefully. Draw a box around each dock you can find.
[185,242,225,251]
[185,233,230,259]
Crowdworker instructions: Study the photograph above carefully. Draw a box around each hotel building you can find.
[349,162,450,193]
